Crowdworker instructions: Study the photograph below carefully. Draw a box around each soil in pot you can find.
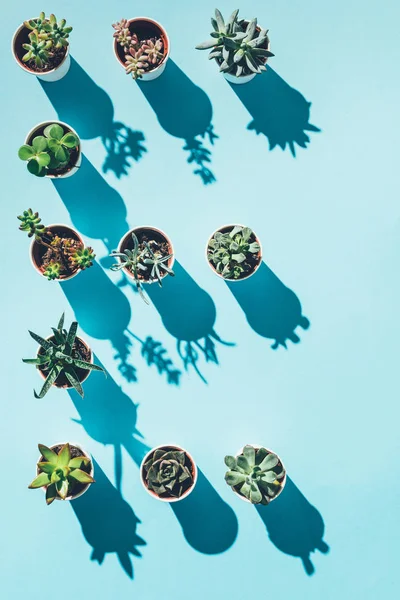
[38,444,92,498]
[38,336,91,388]
[120,228,173,282]
[233,448,285,502]
[115,19,168,71]
[27,122,80,177]
[14,24,67,72]
[209,225,262,280]
[142,446,195,500]
[32,225,82,279]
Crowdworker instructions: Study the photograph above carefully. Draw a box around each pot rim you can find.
[230,444,286,504]
[24,120,81,179]
[36,442,94,501]
[140,444,198,503]
[11,20,70,75]
[36,334,93,388]
[116,225,175,284]
[30,223,84,282]
[218,27,270,79]
[113,16,170,75]
[206,223,263,282]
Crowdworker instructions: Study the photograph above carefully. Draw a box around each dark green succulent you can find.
[17,209,46,240]
[29,443,94,505]
[143,448,194,498]
[22,31,52,68]
[208,225,261,279]
[42,14,72,49]
[225,445,286,504]
[196,8,274,77]
[68,246,95,270]
[22,313,105,398]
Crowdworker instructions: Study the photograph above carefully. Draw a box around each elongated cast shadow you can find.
[227,262,310,348]
[72,459,146,578]
[256,477,329,575]
[146,261,234,382]
[229,67,320,155]
[39,57,146,177]
[138,59,218,184]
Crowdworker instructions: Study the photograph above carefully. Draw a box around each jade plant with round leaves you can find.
[28,443,94,505]
[224,445,286,504]
[18,123,79,177]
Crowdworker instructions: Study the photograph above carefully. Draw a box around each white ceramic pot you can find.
[140,444,198,503]
[30,223,84,282]
[206,224,263,282]
[12,21,71,82]
[24,120,82,178]
[231,444,286,504]
[36,335,93,389]
[113,17,170,81]
[36,442,94,501]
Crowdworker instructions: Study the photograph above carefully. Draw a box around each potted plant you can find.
[224,445,286,504]
[206,225,262,281]
[140,445,197,502]
[110,226,175,304]
[112,17,170,81]
[12,12,72,82]
[28,442,94,505]
[22,313,105,398]
[196,8,274,85]
[18,209,95,281]
[18,121,82,178]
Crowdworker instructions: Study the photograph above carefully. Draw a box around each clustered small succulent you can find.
[22,13,72,69]
[208,225,260,279]
[143,448,194,498]
[110,232,174,304]
[29,443,94,505]
[18,209,95,280]
[22,313,105,398]
[18,123,79,177]
[112,19,164,80]
[196,9,273,77]
[225,445,285,504]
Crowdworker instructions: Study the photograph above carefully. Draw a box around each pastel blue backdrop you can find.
[1,1,399,599]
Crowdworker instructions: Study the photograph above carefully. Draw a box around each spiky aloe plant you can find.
[196,9,274,77]
[225,445,286,504]
[22,313,105,398]
[142,448,194,498]
[208,225,260,279]
[29,443,94,505]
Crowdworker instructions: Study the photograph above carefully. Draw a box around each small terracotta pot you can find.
[231,445,286,504]
[36,442,94,501]
[206,224,263,282]
[113,17,170,81]
[24,121,82,179]
[140,444,198,503]
[36,335,93,389]
[222,26,271,85]
[30,224,84,281]
[117,226,175,283]
[11,20,71,82]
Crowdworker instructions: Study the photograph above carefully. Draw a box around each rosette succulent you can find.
[142,447,194,499]
[124,47,149,80]
[208,225,261,279]
[29,443,94,505]
[225,445,286,504]
[113,18,165,80]
[68,246,95,270]
[17,208,45,239]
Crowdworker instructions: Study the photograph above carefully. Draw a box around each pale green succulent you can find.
[208,225,260,279]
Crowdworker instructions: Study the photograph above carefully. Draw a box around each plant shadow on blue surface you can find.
[72,459,146,579]
[226,262,310,348]
[229,67,320,155]
[70,367,238,555]
[39,56,146,178]
[256,477,329,575]
[60,261,180,384]
[137,59,218,184]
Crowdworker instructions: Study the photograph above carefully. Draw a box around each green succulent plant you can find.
[110,232,148,303]
[113,18,164,79]
[112,19,137,49]
[124,47,149,79]
[23,13,72,67]
[24,12,48,33]
[41,14,72,49]
[208,225,260,279]
[17,208,46,240]
[22,31,52,67]
[43,261,61,281]
[68,246,95,270]
[143,448,194,498]
[142,242,174,286]
[29,443,94,505]
[225,445,285,504]
[18,123,79,177]
[196,8,274,77]
[22,313,105,398]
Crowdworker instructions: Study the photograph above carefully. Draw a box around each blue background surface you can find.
[1,1,399,598]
